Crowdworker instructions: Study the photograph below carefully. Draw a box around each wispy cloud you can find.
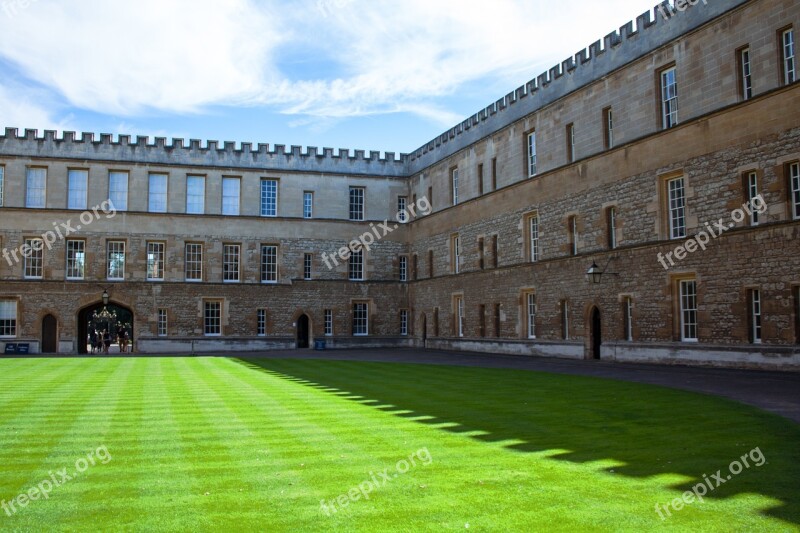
[0,0,658,130]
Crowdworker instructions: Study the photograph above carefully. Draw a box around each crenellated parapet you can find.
[0,128,409,177]
[406,0,749,174]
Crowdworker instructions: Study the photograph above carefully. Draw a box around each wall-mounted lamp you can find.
[102,289,110,307]
[586,259,619,284]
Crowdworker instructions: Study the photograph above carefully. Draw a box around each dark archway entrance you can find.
[78,302,134,354]
[42,314,58,354]
[297,314,310,349]
[591,307,602,360]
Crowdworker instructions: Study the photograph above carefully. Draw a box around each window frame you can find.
[260,245,278,284]
[352,302,369,336]
[525,292,536,339]
[106,240,126,281]
[789,162,800,220]
[679,279,698,342]
[527,131,537,177]
[203,300,222,337]
[257,309,267,337]
[399,255,408,282]
[303,191,314,219]
[25,167,47,209]
[781,27,796,85]
[260,179,278,217]
[527,213,540,262]
[667,176,687,240]
[454,295,465,338]
[451,167,459,206]
[221,177,241,216]
[324,309,333,336]
[222,244,241,283]
[400,309,409,336]
[349,250,364,281]
[0,300,18,338]
[65,239,85,280]
[660,66,679,129]
[185,175,206,215]
[349,187,365,221]
[738,46,753,100]
[146,241,165,281]
[566,123,575,163]
[603,106,614,149]
[67,169,88,210]
[157,309,168,337]
[109,171,129,211]
[184,242,203,282]
[303,253,312,281]
[749,288,762,344]
[148,173,168,213]
[607,206,618,249]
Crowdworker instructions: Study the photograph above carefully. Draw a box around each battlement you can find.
[406,0,749,174]
[0,128,409,177]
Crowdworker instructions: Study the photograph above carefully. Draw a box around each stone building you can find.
[0,0,798,368]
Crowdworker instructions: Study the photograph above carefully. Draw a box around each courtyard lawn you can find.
[0,357,797,531]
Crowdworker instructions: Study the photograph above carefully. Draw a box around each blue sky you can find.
[0,0,658,154]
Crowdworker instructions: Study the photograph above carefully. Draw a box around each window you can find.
[660,66,679,129]
[479,304,486,338]
[303,191,313,219]
[491,158,498,190]
[349,187,364,221]
[568,216,578,256]
[185,243,203,282]
[527,131,537,177]
[400,309,409,336]
[303,253,312,280]
[795,287,800,345]
[623,297,634,341]
[603,107,614,149]
[66,240,85,280]
[561,300,569,340]
[527,213,540,262]
[428,249,434,277]
[412,254,418,280]
[147,242,165,281]
[679,279,698,341]
[427,186,433,212]
[349,250,364,281]
[257,309,267,337]
[157,309,168,337]
[525,292,536,339]
[324,309,333,336]
[478,164,484,195]
[353,302,369,336]
[739,47,753,100]
[397,196,407,222]
[67,169,88,210]
[782,28,796,85]
[746,171,760,226]
[433,308,440,337]
[478,237,485,269]
[668,177,687,239]
[0,165,4,206]
[261,179,278,217]
[204,301,222,336]
[0,301,17,338]
[148,174,168,213]
[790,162,800,220]
[451,234,461,274]
[749,289,762,344]
[26,168,46,208]
[494,304,501,338]
[607,207,617,249]
[260,245,278,283]
[14,234,37,282]
[566,123,575,163]
[399,256,408,282]
[107,241,125,281]
[222,177,240,216]
[451,168,459,206]
[109,171,128,211]
[223,244,240,282]
[454,295,464,337]
[491,235,498,268]
[186,175,205,214]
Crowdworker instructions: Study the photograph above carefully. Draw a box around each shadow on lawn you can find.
[233,358,800,525]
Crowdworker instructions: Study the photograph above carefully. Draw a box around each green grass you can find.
[0,357,797,531]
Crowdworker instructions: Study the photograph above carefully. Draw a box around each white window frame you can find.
[400,309,409,336]
[303,191,313,219]
[324,309,333,336]
[452,235,461,274]
[680,280,698,342]
[668,177,687,239]
[562,300,569,340]
[750,289,762,344]
[399,255,408,282]
[605,108,614,149]
[451,168,459,206]
[349,187,364,221]
[107,241,126,281]
[0,165,4,207]
[204,301,222,337]
[353,302,369,336]
[148,174,168,213]
[608,207,617,249]
[570,216,578,256]
[397,196,407,223]
[261,245,278,284]
[147,242,165,281]
[529,214,540,262]
[109,171,129,211]
[185,243,203,282]
[303,253,312,280]
[261,179,278,217]
[661,67,679,129]
[747,171,760,226]
[222,177,240,216]
[526,292,536,339]
[0,300,18,338]
[257,309,267,337]
[624,297,634,341]
[740,47,753,100]
[455,296,464,337]
[783,28,796,85]
[23,239,44,278]
[67,169,88,210]
[790,162,800,220]
[26,167,46,208]
[567,123,575,163]
[186,175,205,214]
[223,244,240,283]
[527,131,537,177]
[65,240,85,280]
[349,250,364,281]
[157,309,168,337]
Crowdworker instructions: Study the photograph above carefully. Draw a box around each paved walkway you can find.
[236,348,800,424]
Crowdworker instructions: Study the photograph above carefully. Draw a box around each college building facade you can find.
[0,0,798,368]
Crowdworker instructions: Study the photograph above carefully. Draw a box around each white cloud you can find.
[0,83,72,131]
[0,0,658,128]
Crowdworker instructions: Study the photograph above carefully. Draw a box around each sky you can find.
[0,0,659,155]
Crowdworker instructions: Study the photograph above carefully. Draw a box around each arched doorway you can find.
[41,314,58,354]
[591,307,602,360]
[297,314,310,349]
[78,302,134,354]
